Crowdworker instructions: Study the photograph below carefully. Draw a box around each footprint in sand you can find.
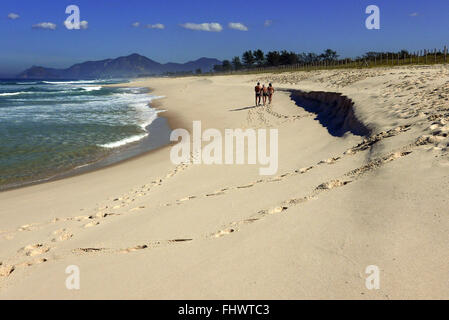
[169,239,193,243]
[56,233,73,242]
[74,248,106,254]
[387,151,412,161]
[52,228,66,235]
[319,157,340,165]
[51,228,74,242]
[179,196,196,202]
[243,218,260,224]
[21,244,50,257]
[120,245,148,253]
[297,166,314,174]
[51,217,61,224]
[151,179,163,186]
[84,221,100,228]
[268,206,289,214]
[52,232,73,242]
[344,149,356,155]
[206,191,225,197]
[96,212,119,219]
[0,264,15,277]
[130,206,146,212]
[213,228,236,238]
[17,258,47,268]
[18,224,37,232]
[284,196,313,206]
[237,184,255,189]
[73,215,94,222]
[316,180,352,190]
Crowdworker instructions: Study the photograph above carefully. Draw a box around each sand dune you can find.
[0,65,448,299]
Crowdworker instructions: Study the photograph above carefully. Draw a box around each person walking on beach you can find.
[262,84,269,106]
[255,82,262,106]
[268,83,275,105]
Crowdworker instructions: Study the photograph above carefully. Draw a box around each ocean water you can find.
[0,79,163,190]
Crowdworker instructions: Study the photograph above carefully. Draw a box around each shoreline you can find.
[0,86,175,193]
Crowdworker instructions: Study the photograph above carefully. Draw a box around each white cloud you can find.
[410,12,419,17]
[63,20,88,30]
[32,22,57,30]
[228,22,248,31]
[180,22,223,32]
[146,23,165,29]
[132,22,140,28]
[8,13,20,20]
[264,20,273,27]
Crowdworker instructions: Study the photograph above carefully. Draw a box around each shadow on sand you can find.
[286,89,370,137]
[229,106,259,112]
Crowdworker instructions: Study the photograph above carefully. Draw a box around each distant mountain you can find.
[17,54,221,79]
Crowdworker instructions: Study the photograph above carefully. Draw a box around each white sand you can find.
[1,65,449,299]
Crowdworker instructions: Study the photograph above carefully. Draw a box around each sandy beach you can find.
[1,65,449,299]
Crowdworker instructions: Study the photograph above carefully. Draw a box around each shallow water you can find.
[0,79,164,190]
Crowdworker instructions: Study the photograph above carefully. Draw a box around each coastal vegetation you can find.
[211,47,449,74]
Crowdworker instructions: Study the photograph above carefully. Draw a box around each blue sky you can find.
[0,0,448,75]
